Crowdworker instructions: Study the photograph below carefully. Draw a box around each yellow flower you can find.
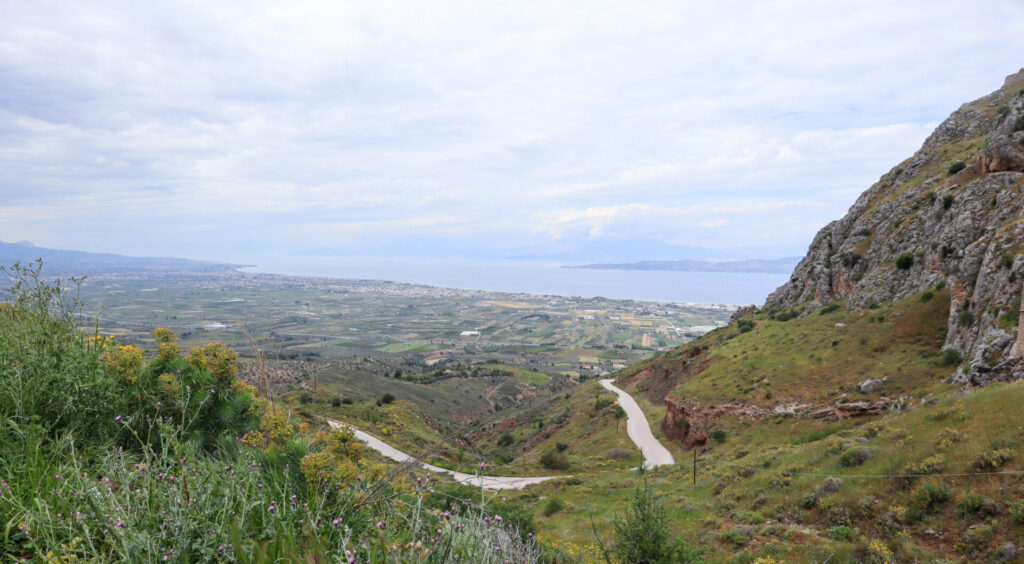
[152,327,178,363]
[103,344,143,384]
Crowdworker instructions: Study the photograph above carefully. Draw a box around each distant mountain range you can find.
[0,241,244,276]
[565,257,801,274]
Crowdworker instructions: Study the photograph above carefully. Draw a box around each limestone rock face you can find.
[764,80,1024,387]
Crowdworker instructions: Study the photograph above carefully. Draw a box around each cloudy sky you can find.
[2,1,1023,263]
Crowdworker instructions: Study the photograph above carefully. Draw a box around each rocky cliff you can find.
[764,69,1024,387]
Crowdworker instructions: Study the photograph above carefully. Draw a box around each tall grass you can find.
[0,262,546,563]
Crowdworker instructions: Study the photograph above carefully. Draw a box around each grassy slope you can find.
[527,285,1024,561]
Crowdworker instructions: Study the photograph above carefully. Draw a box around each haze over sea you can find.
[241,257,789,305]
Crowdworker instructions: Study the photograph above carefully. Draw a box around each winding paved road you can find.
[327,420,557,490]
[326,379,675,488]
[600,379,676,468]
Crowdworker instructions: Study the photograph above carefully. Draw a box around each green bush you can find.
[819,303,840,315]
[1010,500,1024,525]
[956,493,985,519]
[911,482,952,512]
[919,290,934,302]
[539,450,569,470]
[737,319,755,333]
[894,253,914,270]
[542,497,565,516]
[941,348,963,366]
[710,429,728,444]
[614,478,701,563]
[956,525,992,555]
[946,162,966,176]
[905,455,946,476]
[379,393,396,405]
[827,525,857,542]
[838,446,874,468]
[958,310,975,326]
[971,448,1015,470]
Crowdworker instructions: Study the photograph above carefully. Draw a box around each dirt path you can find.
[600,379,675,468]
[326,420,559,490]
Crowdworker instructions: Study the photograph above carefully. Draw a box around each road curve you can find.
[326,420,558,490]
[600,379,675,468]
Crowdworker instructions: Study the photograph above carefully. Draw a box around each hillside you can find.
[0,240,243,276]
[598,70,1024,561]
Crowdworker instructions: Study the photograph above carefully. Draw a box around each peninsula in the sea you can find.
[565,256,801,274]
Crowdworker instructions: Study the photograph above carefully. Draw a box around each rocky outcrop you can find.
[764,77,1024,386]
[661,395,896,446]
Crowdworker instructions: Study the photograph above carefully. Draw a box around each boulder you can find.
[859,378,885,394]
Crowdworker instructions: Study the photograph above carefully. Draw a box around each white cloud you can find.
[1,0,1023,260]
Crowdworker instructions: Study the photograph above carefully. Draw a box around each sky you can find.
[2,0,1024,264]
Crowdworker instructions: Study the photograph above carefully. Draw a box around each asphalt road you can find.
[600,379,676,468]
[326,420,558,490]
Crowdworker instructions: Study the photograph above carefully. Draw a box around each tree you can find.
[614,406,626,431]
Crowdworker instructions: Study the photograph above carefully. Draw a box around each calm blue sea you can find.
[241,257,788,305]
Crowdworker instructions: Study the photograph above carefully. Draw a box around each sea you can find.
[240,257,789,306]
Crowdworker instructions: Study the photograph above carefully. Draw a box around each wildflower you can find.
[480,462,486,469]
[115,416,122,422]
[377,521,385,529]
[217,546,224,553]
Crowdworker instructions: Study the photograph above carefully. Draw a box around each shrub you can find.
[330,397,342,407]
[919,290,934,302]
[828,525,857,542]
[956,525,992,555]
[956,493,985,519]
[971,448,1015,471]
[379,393,396,405]
[1010,500,1024,525]
[497,432,514,447]
[957,310,975,326]
[940,348,963,366]
[341,397,353,404]
[720,528,752,548]
[614,478,699,563]
[539,450,569,470]
[737,319,755,333]
[153,327,179,364]
[186,342,238,383]
[709,429,727,444]
[894,253,914,270]
[819,303,840,315]
[946,162,966,176]
[905,455,946,476]
[935,428,964,449]
[911,482,952,512]
[861,421,884,439]
[935,280,947,290]
[542,497,565,516]
[555,442,569,452]
[839,447,874,468]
